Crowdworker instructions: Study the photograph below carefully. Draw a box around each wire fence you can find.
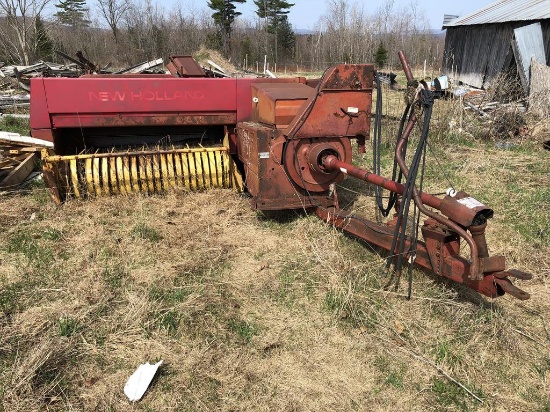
[375,81,460,145]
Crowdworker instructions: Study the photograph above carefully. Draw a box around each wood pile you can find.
[0,61,80,93]
[0,132,53,190]
[463,90,527,117]
[1,61,77,110]
[0,92,30,110]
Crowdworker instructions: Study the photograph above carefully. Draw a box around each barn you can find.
[442,0,550,90]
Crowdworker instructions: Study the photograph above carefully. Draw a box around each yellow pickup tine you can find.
[41,146,240,202]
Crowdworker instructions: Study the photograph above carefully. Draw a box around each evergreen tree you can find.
[375,42,388,68]
[254,0,294,63]
[207,0,246,55]
[54,0,90,28]
[32,16,54,61]
[277,16,295,60]
[254,0,294,34]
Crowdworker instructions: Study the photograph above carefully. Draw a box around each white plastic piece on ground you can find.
[0,131,53,147]
[124,360,163,402]
[265,69,276,78]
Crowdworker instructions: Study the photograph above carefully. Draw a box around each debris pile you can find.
[443,80,531,141]
[463,90,527,117]
[0,132,52,190]
[0,92,30,111]
[0,61,80,92]
[377,71,398,89]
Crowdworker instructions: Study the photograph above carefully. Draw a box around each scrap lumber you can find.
[0,157,17,168]
[0,152,38,187]
[0,132,52,189]
[0,113,29,119]
[0,93,30,107]
[465,102,490,118]
[116,58,164,74]
[0,58,82,99]
[207,60,226,74]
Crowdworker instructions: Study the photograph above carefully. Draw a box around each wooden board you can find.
[0,152,38,187]
[0,157,19,168]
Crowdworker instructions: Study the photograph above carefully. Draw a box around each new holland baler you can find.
[29,53,531,300]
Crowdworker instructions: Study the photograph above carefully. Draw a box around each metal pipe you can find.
[398,51,413,82]
[469,222,490,258]
[321,154,442,209]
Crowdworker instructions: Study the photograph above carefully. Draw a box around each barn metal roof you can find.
[443,0,550,27]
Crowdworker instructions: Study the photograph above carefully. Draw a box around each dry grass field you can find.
[1,90,549,411]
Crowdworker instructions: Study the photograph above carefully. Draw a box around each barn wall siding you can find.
[443,20,550,89]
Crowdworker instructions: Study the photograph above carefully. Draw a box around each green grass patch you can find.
[373,356,407,389]
[384,368,405,388]
[433,340,463,367]
[0,115,29,135]
[58,316,79,337]
[0,280,37,317]
[228,318,259,344]
[102,265,128,290]
[509,186,550,247]
[156,310,180,334]
[431,376,483,411]
[42,228,63,241]
[272,258,316,308]
[5,228,54,270]
[131,223,162,242]
[324,290,343,312]
[149,286,190,305]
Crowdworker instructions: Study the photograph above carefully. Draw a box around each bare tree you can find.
[97,0,131,43]
[0,0,52,64]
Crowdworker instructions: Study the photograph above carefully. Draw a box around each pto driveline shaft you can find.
[321,154,443,210]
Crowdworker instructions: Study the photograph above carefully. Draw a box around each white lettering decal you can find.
[89,90,206,102]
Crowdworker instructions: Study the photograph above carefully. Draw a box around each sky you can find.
[175,0,498,30]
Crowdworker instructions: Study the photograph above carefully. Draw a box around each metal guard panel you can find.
[40,77,238,116]
[30,78,51,130]
[50,113,237,128]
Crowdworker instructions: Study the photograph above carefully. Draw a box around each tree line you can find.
[0,0,444,73]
